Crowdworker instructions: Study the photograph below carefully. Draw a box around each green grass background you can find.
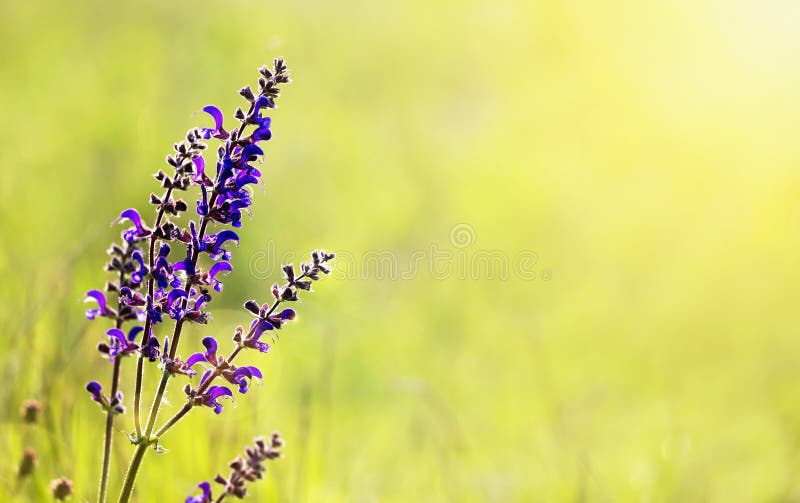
[1,0,800,501]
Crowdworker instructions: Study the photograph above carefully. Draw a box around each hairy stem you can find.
[133,356,144,435]
[98,355,121,503]
[117,371,169,503]
[98,266,125,503]
[117,443,147,503]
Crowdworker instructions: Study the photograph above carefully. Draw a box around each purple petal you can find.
[128,326,144,341]
[202,105,224,132]
[201,336,218,354]
[85,290,107,311]
[253,95,274,116]
[106,328,127,345]
[252,320,274,339]
[212,230,239,249]
[209,261,232,278]
[186,352,206,368]
[167,288,188,308]
[208,386,233,400]
[280,308,296,320]
[235,174,260,189]
[118,208,144,231]
[192,156,206,182]
[240,144,264,160]
[238,365,262,379]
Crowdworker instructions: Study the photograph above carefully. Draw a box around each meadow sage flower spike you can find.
[78,58,336,503]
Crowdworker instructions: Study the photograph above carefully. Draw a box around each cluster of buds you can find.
[85,381,126,415]
[186,434,284,502]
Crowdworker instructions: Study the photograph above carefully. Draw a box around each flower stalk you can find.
[81,58,336,503]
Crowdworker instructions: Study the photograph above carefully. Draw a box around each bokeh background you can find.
[1,0,800,501]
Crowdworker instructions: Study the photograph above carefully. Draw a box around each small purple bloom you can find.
[85,381,125,414]
[227,366,263,394]
[115,208,151,243]
[100,327,142,361]
[196,185,209,216]
[119,286,146,307]
[86,381,103,404]
[152,243,173,289]
[244,319,273,353]
[252,94,274,116]
[185,481,212,503]
[84,290,108,320]
[199,105,229,140]
[208,261,232,292]
[191,156,206,183]
[146,294,163,325]
[130,250,148,285]
[201,386,233,414]
[186,337,219,369]
[141,334,160,362]
[167,288,189,320]
[205,230,239,261]
[251,116,272,142]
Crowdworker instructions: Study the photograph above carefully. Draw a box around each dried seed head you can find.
[17,448,38,479]
[21,399,41,424]
[50,477,74,500]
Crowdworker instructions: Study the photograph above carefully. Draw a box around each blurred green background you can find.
[1,0,800,501]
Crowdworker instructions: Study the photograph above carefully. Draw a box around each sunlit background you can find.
[1,0,800,501]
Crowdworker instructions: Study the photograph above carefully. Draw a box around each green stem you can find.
[117,443,147,503]
[98,356,121,503]
[133,356,144,436]
[117,371,169,503]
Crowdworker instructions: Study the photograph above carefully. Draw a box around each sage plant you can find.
[81,58,335,503]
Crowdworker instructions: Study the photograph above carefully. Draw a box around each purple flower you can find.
[200,386,233,414]
[173,245,196,278]
[146,294,163,325]
[199,105,229,140]
[85,381,125,414]
[86,381,104,404]
[192,156,207,184]
[186,337,221,370]
[152,243,173,290]
[253,94,274,116]
[204,230,239,261]
[115,209,151,243]
[208,261,232,292]
[185,481,212,503]
[99,327,142,361]
[244,319,273,353]
[160,336,197,377]
[167,288,189,320]
[141,334,160,362]
[185,292,211,324]
[226,366,262,394]
[119,286,146,307]
[84,290,108,320]
[196,185,209,216]
[130,250,148,285]
[251,116,272,142]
